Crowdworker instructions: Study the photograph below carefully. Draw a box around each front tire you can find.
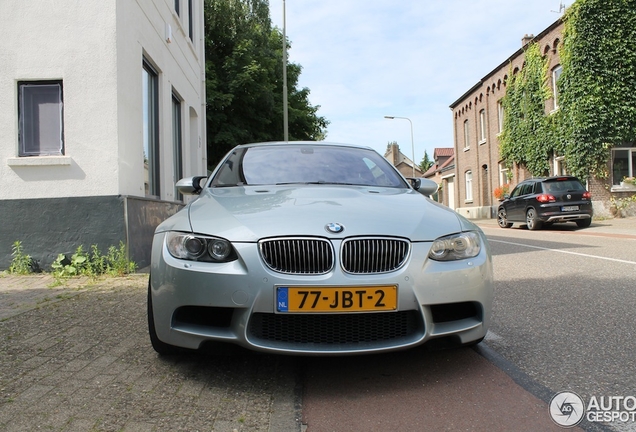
[576,218,592,228]
[148,280,181,355]
[497,209,513,228]
[526,208,543,230]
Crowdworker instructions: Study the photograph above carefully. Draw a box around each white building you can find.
[0,0,207,269]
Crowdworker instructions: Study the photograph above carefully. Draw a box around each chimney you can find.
[522,34,534,47]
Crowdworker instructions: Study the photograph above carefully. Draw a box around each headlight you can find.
[428,231,481,261]
[166,231,237,262]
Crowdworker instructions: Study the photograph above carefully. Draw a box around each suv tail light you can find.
[583,191,591,200]
[536,194,556,203]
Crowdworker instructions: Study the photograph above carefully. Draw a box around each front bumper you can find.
[149,232,494,355]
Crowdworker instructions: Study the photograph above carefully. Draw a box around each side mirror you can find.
[176,176,207,195]
[408,177,439,196]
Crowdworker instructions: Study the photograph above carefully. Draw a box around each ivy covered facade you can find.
[450,16,636,219]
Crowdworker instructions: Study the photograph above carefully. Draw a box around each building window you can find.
[497,100,504,133]
[498,163,509,186]
[553,154,567,175]
[172,93,183,201]
[175,0,180,15]
[18,81,64,156]
[465,170,473,202]
[463,120,470,150]
[143,60,160,198]
[188,0,194,40]
[552,65,563,111]
[479,109,486,144]
[612,147,636,185]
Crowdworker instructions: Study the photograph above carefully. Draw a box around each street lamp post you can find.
[384,116,415,177]
[282,0,289,141]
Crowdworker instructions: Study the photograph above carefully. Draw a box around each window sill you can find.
[611,184,636,192]
[7,156,72,167]
[479,139,487,145]
[464,200,473,204]
[463,147,470,152]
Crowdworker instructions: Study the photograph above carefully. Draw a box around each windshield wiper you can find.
[275,181,360,186]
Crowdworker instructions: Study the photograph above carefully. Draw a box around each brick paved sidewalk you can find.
[0,274,300,432]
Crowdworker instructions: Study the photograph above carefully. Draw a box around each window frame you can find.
[478,109,487,144]
[143,59,160,198]
[497,100,504,134]
[465,170,473,202]
[463,120,470,151]
[17,80,64,157]
[172,92,184,201]
[611,147,636,186]
[552,65,563,111]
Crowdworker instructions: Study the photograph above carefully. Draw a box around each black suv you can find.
[497,176,593,230]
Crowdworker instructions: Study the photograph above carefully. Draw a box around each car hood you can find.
[175,185,470,242]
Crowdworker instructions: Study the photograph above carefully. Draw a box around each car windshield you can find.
[211,145,408,188]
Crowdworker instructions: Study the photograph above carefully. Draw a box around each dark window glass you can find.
[212,146,407,188]
[18,81,64,156]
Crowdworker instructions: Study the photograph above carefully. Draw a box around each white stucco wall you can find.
[0,0,206,201]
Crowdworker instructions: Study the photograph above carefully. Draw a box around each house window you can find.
[18,81,64,156]
[553,154,567,175]
[479,109,486,144]
[612,147,636,185]
[188,0,194,40]
[465,170,473,202]
[175,0,180,15]
[172,93,183,201]
[498,163,509,186]
[552,65,563,111]
[463,120,470,150]
[143,60,160,198]
[497,100,504,133]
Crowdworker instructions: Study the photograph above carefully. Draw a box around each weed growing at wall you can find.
[8,241,36,275]
[51,242,137,280]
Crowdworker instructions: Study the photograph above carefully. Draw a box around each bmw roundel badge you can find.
[325,223,344,234]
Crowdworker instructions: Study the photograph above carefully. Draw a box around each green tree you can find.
[204,0,328,169]
[559,0,636,179]
[419,150,433,173]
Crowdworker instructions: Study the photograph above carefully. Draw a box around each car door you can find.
[505,182,528,221]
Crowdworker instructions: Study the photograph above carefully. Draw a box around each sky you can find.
[268,0,570,165]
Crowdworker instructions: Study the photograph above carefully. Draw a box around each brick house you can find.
[423,148,455,209]
[384,142,423,178]
[0,0,207,269]
[449,17,636,219]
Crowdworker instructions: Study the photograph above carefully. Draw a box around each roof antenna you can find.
[551,1,566,14]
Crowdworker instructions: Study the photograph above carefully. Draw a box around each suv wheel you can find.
[526,208,543,230]
[497,209,513,228]
[576,218,592,228]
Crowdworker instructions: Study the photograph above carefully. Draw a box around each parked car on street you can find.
[148,141,493,355]
[496,175,593,230]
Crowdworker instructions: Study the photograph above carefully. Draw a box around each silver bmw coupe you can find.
[148,141,493,355]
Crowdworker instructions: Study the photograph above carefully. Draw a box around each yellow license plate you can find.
[276,286,397,313]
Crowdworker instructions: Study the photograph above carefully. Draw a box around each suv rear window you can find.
[542,179,585,193]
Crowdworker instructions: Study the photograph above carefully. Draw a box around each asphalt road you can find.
[482,222,636,432]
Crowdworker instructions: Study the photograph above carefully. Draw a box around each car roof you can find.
[234,141,375,151]
[521,175,579,183]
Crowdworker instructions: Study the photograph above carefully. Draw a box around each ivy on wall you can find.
[559,0,636,180]
[499,42,553,176]
[500,0,636,180]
